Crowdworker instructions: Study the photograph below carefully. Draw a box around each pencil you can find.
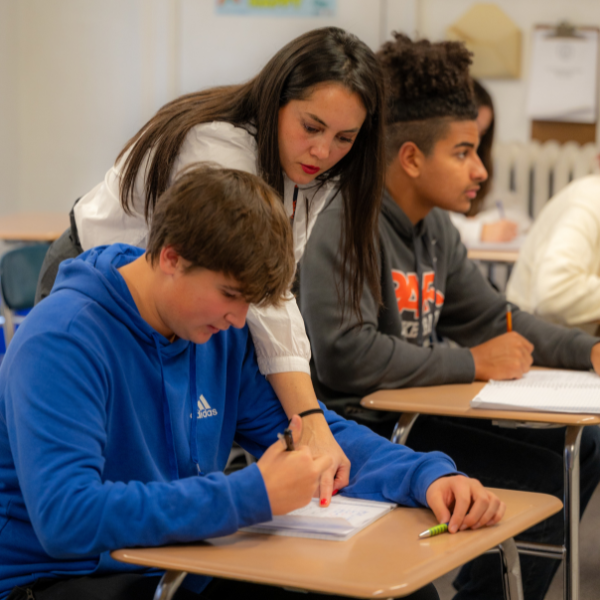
[506,302,513,332]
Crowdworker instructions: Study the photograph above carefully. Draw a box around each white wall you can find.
[0,0,387,215]
[178,0,387,94]
[15,0,146,215]
[1,0,600,215]
[413,0,600,143]
[0,0,19,217]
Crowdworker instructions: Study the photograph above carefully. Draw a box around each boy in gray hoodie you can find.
[298,34,600,600]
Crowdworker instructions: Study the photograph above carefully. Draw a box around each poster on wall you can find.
[216,0,336,17]
[526,28,599,123]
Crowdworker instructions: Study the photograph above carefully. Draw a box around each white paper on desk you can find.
[526,29,599,123]
[471,370,600,413]
[241,496,396,541]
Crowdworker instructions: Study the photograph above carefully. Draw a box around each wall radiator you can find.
[494,141,600,219]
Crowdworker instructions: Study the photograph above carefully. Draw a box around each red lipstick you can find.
[301,164,320,175]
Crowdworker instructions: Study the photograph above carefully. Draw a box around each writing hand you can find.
[257,415,333,515]
[481,220,518,243]
[470,332,534,380]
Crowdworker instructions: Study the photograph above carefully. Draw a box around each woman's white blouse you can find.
[74,121,338,375]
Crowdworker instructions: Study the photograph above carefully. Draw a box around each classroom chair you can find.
[0,244,49,348]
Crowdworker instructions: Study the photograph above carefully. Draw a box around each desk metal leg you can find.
[497,538,524,600]
[564,425,583,600]
[391,413,419,445]
[153,570,188,600]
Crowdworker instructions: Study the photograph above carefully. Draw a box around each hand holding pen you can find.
[277,428,295,452]
[256,415,333,516]
[506,302,513,332]
[480,200,518,243]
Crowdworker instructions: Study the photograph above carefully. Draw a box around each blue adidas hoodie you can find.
[0,244,458,597]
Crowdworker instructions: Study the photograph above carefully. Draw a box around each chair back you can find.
[0,244,49,348]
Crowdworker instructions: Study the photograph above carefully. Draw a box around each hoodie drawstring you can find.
[413,232,438,347]
[189,345,201,475]
[152,335,179,481]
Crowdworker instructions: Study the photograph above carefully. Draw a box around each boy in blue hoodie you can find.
[0,165,503,600]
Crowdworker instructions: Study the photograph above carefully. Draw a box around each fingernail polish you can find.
[320,498,327,506]
[332,489,339,495]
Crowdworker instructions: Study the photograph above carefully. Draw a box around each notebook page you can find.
[241,496,396,541]
[471,370,600,413]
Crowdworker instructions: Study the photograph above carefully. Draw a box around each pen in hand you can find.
[506,302,513,333]
[278,428,295,452]
[496,200,505,219]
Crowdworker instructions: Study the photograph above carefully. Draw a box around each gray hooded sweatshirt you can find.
[298,190,598,404]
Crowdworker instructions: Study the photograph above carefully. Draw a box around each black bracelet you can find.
[289,408,325,424]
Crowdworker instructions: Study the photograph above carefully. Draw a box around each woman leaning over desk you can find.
[35,27,386,506]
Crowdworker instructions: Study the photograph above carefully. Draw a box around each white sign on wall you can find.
[526,28,599,123]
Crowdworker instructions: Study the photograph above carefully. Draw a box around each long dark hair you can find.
[117,27,384,316]
[468,79,494,216]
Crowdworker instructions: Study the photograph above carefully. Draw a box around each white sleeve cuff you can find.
[256,354,312,376]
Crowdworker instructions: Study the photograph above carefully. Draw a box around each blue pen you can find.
[495,200,505,219]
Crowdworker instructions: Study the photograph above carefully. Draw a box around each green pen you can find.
[418,523,449,539]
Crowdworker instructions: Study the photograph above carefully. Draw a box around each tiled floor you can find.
[434,482,600,599]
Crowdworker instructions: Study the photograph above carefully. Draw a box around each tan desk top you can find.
[0,212,69,242]
[467,248,520,263]
[112,488,561,599]
[361,380,600,426]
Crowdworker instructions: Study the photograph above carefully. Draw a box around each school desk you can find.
[466,248,520,263]
[112,487,561,600]
[0,212,68,243]
[361,379,600,600]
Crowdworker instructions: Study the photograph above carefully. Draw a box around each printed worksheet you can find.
[242,496,396,541]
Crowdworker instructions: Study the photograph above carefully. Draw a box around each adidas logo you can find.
[197,394,218,419]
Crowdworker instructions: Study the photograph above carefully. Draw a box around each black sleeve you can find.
[436,216,598,370]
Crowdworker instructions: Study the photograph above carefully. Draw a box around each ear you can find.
[397,141,425,179]
[158,245,182,276]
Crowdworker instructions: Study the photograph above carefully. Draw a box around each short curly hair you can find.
[378,34,477,157]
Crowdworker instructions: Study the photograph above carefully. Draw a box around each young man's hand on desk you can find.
[470,332,534,380]
[426,476,506,533]
[257,415,333,515]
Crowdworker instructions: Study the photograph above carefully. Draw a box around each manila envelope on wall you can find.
[447,3,521,78]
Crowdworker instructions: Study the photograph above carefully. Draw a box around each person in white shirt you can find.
[507,175,600,335]
[34,27,387,506]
